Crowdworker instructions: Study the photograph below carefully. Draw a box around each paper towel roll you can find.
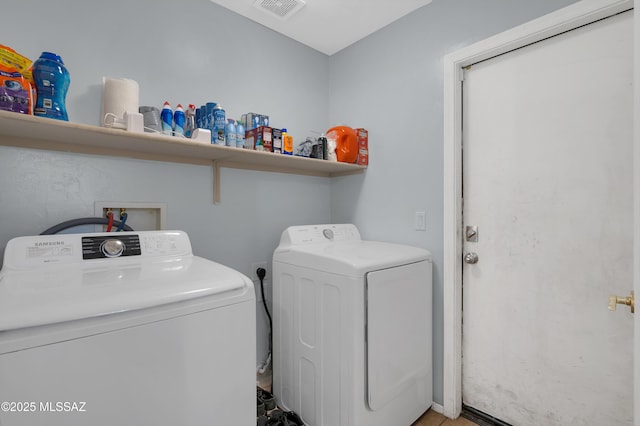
[101,77,139,127]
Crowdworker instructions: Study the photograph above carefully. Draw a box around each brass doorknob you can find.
[608,290,634,314]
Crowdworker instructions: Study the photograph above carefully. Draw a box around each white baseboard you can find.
[431,402,444,415]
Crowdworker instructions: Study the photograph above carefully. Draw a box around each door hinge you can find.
[461,65,472,81]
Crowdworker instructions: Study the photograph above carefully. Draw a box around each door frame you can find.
[442,0,635,419]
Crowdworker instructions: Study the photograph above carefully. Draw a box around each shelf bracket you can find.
[213,160,221,204]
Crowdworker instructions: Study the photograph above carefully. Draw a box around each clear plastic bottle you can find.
[236,119,245,148]
[32,52,70,121]
[225,119,236,147]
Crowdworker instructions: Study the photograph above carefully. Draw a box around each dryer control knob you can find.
[101,239,124,257]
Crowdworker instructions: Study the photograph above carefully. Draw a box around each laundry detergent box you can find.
[244,126,273,151]
[356,128,368,166]
[0,45,34,115]
[244,127,260,150]
[272,128,282,154]
[0,67,33,114]
[260,127,273,152]
[242,112,269,130]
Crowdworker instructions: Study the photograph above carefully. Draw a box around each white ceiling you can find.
[210,0,433,56]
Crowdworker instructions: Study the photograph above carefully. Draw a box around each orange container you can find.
[326,125,357,163]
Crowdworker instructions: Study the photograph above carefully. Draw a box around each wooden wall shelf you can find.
[0,111,366,203]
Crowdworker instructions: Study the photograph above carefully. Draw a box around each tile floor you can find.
[412,409,479,426]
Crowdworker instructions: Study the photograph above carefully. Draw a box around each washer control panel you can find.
[82,235,142,260]
[3,231,193,269]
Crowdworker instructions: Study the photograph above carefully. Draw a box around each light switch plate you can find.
[415,211,426,231]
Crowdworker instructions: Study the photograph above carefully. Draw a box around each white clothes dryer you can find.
[0,230,255,426]
[272,224,432,426]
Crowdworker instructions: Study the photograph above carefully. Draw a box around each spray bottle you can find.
[184,104,196,138]
[173,104,185,137]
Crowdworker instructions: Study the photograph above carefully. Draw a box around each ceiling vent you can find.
[253,0,306,20]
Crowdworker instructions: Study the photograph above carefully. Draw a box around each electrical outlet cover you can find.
[251,262,268,281]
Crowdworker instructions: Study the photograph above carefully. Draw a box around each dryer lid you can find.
[0,231,252,332]
[274,225,431,277]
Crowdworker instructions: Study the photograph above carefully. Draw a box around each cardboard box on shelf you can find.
[245,126,273,152]
[272,128,282,154]
[356,128,368,166]
[242,113,269,131]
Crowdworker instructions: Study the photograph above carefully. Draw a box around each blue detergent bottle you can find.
[213,104,226,145]
[32,52,70,121]
[195,107,202,130]
[205,102,217,142]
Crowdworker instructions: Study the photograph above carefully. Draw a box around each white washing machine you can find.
[0,230,255,426]
[273,224,432,426]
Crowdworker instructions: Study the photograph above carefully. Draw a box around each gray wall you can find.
[328,0,579,405]
[2,0,578,408]
[1,0,332,370]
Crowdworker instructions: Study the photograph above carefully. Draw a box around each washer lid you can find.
[274,239,431,277]
[0,250,251,332]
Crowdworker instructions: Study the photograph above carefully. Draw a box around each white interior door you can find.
[634,4,640,425]
[461,10,633,426]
